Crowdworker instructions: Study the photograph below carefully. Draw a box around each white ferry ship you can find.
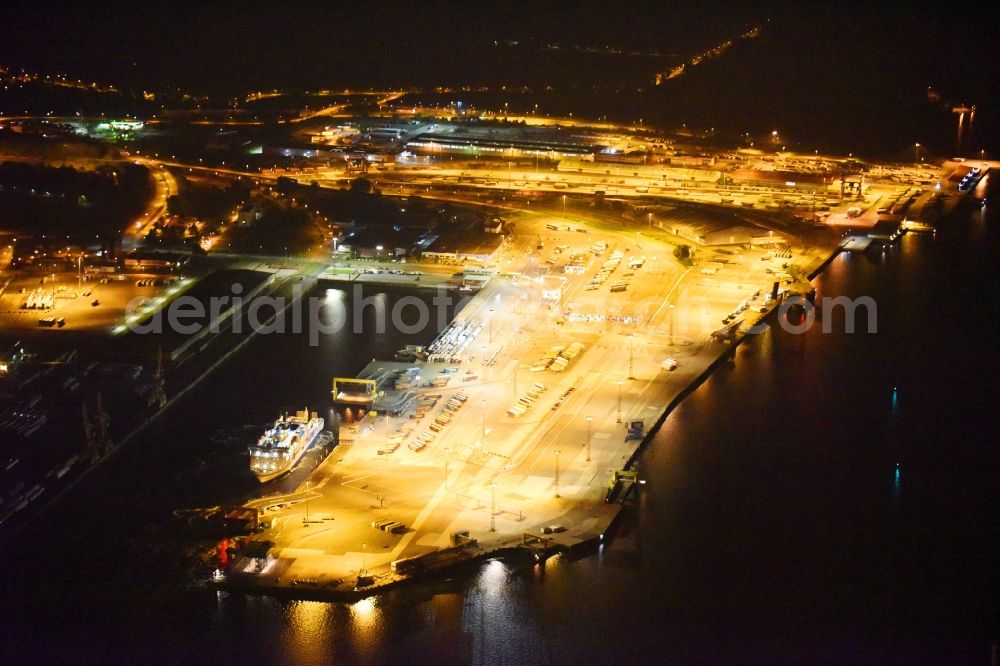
[249,409,324,483]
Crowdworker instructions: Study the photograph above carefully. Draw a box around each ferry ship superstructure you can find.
[250,409,323,482]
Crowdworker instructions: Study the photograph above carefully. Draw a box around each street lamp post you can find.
[586,416,593,462]
[628,334,635,380]
[512,359,519,397]
[562,195,567,223]
[617,381,623,423]
[554,450,561,498]
[361,542,367,577]
[669,303,675,345]
[648,212,652,230]
[488,308,494,344]
[490,482,497,531]
[481,398,487,444]
[914,143,920,163]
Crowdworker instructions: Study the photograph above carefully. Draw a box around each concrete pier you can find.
[217,201,852,598]
[219,213,835,599]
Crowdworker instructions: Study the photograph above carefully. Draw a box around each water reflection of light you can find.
[757,319,774,360]
[350,596,378,632]
[323,288,348,325]
[480,558,508,594]
[290,600,328,640]
[892,462,903,506]
[282,599,335,665]
[543,552,563,572]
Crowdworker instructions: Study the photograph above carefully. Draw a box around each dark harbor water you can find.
[2,198,998,664]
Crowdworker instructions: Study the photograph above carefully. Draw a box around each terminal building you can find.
[650,206,789,247]
[334,225,429,260]
[421,231,505,264]
[123,250,190,271]
[420,217,507,264]
[663,222,772,247]
[406,132,598,160]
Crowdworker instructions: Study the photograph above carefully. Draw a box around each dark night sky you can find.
[1,1,999,154]
[0,2,759,87]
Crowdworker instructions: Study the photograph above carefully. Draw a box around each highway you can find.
[121,159,178,251]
